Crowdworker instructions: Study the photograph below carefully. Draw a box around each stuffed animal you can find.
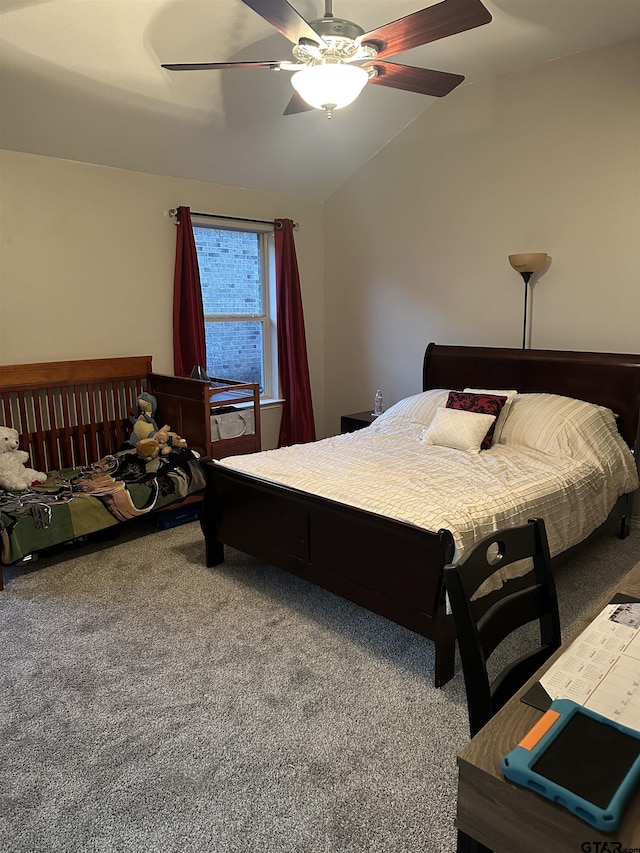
[128,392,159,445]
[136,428,188,463]
[136,437,162,463]
[154,427,188,452]
[0,426,47,491]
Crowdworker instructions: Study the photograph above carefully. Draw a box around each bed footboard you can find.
[201,462,458,687]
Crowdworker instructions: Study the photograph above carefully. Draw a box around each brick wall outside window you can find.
[195,227,265,388]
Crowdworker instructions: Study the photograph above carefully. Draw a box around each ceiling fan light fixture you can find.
[291,63,368,112]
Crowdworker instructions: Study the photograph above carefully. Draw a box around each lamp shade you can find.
[508,253,548,274]
[292,63,369,111]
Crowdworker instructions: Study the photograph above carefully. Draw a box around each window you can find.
[193,220,276,398]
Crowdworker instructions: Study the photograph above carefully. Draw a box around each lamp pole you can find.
[520,271,532,349]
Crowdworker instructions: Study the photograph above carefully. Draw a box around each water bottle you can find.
[373,389,384,416]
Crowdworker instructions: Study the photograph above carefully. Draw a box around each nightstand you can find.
[340,410,378,433]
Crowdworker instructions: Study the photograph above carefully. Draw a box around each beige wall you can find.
[2,39,639,445]
[0,152,325,449]
[323,38,640,436]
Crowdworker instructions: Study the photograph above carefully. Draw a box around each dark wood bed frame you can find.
[200,344,640,687]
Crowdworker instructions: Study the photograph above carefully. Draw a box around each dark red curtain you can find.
[173,206,207,377]
[275,219,316,447]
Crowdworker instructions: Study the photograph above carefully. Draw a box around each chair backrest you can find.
[444,518,561,737]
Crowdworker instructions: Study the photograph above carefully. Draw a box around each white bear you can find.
[0,426,47,491]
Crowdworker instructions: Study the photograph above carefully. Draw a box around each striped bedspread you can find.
[216,390,638,577]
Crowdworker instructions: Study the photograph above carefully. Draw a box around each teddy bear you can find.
[135,428,188,463]
[154,427,188,452]
[0,426,47,491]
[128,392,159,446]
[135,437,163,463]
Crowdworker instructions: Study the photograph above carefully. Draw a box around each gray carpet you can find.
[1,520,639,853]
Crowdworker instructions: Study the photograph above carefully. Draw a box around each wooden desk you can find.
[456,560,640,852]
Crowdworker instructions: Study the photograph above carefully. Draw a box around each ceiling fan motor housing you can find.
[311,17,364,42]
[294,17,378,65]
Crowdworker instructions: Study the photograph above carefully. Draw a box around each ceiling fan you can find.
[162,0,492,118]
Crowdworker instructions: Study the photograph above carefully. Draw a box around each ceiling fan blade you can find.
[240,0,326,47]
[162,60,283,71]
[357,0,492,60]
[365,61,464,97]
[283,91,314,115]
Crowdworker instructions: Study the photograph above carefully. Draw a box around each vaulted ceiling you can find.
[2,0,639,201]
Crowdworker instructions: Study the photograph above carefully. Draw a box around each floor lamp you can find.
[508,253,548,349]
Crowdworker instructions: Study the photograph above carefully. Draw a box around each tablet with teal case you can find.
[502,698,640,832]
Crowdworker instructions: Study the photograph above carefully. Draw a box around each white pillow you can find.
[373,388,449,430]
[464,387,518,444]
[498,393,633,470]
[420,407,497,454]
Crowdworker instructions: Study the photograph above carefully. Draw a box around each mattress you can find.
[215,410,637,564]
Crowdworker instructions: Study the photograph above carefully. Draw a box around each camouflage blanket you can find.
[0,448,205,564]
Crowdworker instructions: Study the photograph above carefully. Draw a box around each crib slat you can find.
[45,386,61,471]
[17,392,31,456]
[59,387,74,469]
[86,383,100,464]
[31,390,48,472]
[72,383,86,467]
[113,382,125,448]
[99,382,110,457]
[0,391,11,428]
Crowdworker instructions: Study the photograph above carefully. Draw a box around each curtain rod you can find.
[167,208,298,230]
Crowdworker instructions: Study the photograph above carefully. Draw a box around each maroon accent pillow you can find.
[446,391,508,450]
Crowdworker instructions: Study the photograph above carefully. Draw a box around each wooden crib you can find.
[0,355,260,585]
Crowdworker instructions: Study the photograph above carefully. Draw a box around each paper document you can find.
[539,601,640,731]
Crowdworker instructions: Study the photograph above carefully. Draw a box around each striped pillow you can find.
[373,388,449,430]
[498,393,622,465]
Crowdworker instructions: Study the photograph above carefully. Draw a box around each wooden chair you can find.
[444,518,562,853]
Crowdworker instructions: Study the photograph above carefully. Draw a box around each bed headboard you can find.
[423,343,640,452]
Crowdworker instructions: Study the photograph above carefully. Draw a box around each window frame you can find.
[193,217,278,401]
